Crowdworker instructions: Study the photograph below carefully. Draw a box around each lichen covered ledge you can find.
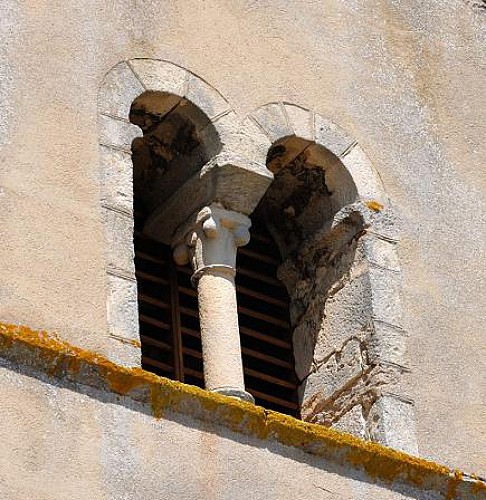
[0,322,484,499]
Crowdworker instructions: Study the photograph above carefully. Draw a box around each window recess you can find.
[135,210,299,417]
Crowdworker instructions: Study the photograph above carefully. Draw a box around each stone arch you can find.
[96,60,417,451]
[99,58,239,143]
[240,102,417,453]
[97,59,247,368]
[243,102,387,202]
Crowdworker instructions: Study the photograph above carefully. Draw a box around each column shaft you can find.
[197,269,246,394]
[172,205,254,402]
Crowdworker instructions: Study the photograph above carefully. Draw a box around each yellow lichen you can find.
[0,321,485,498]
[445,469,464,500]
[150,384,165,419]
[109,333,142,348]
[365,200,384,212]
[106,369,145,395]
[471,477,486,495]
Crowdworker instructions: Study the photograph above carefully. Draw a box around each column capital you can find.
[172,204,251,283]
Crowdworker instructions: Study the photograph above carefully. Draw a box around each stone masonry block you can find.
[367,205,401,241]
[99,62,145,120]
[284,104,313,141]
[130,59,188,96]
[99,114,141,152]
[186,73,231,120]
[300,338,364,405]
[369,320,409,366]
[374,362,415,403]
[314,114,355,158]
[107,337,142,368]
[313,269,373,363]
[332,404,366,439]
[207,111,238,143]
[251,103,293,143]
[106,273,139,343]
[367,395,418,454]
[144,157,272,244]
[102,207,135,275]
[340,144,387,202]
[369,265,403,325]
[363,235,400,271]
[99,146,134,214]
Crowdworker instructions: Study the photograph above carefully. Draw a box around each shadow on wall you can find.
[130,90,221,217]
[254,136,370,428]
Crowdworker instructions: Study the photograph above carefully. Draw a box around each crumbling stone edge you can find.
[0,322,484,499]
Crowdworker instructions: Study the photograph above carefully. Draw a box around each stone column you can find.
[173,204,254,402]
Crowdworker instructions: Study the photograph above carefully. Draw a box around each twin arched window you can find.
[130,90,299,415]
[99,60,414,450]
[129,89,362,419]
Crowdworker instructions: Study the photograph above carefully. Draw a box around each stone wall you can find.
[0,0,485,474]
[0,323,483,500]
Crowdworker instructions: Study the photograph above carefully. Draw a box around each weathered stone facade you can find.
[96,59,418,452]
[1,0,485,497]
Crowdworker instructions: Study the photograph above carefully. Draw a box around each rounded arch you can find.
[128,90,222,216]
[241,101,417,454]
[97,58,274,232]
[98,58,239,141]
[97,59,241,369]
[243,102,389,204]
[96,62,417,452]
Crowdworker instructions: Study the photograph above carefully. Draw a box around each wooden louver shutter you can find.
[134,212,298,417]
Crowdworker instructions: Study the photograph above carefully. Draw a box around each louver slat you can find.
[134,213,299,417]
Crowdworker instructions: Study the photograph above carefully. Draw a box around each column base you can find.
[212,387,255,404]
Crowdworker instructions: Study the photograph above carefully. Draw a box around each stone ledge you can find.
[0,322,484,499]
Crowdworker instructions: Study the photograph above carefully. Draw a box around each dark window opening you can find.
[134,209,299,417]
[130,91,298,417]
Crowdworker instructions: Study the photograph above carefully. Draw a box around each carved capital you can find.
[172,204,251,282]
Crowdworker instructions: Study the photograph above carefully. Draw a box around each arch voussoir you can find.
[128,58,189,96]
[99,61,145,120]
[251,102,293,143]
[283,103,314,142]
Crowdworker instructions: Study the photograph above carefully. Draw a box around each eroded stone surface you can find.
[300,338,366,409]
